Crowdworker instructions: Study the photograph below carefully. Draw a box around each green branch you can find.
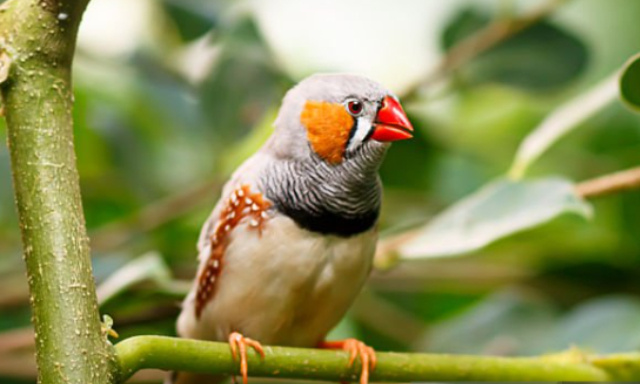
[116,336,640,382]
[0,0,116,383]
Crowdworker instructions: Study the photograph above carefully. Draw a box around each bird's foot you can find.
[319,338,376,384]
[228,331,265,384]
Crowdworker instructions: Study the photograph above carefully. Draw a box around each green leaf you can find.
[441,8,487,50]
[619,53,640,111]
[539,295,640,354]
[442,8,589,91]
[162,0,218,42]
[509,74,619,179]
[423,292,640,355]
[422,290,557,355]
[399,178,592,259]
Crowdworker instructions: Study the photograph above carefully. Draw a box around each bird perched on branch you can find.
[170,73,413,384]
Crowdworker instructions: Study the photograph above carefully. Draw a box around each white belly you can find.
[178,215,377,347]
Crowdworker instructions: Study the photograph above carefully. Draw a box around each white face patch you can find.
[346,116,374,153]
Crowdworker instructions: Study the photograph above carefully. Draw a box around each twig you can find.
[401,0,568,100]
[374,228,422,269]
[115,335,640,382]
[0,327,33,354]
[0,352,37,380]
[370,258,532,292]
[576,166,640,199]
[0,273,29,308]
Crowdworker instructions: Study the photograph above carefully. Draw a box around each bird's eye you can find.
[345,99,364,116]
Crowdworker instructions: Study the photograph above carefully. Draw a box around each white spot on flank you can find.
[57,13,68,21]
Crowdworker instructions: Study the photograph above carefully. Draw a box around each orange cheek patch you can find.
[300,101,354,164]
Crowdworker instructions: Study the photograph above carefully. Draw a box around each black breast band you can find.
[273,203,378,237]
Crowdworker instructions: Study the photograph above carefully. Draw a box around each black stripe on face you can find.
[344,116,358,152]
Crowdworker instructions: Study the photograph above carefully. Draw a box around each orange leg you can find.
[318,338,377,384]
[228,331,265,384]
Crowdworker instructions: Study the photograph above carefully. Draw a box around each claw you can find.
[228,332,265,384]
[319,338,376,384]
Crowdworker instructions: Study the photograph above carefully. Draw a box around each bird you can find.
[169,73,413,384]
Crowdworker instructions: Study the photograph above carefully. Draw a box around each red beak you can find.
[370,96,413,142]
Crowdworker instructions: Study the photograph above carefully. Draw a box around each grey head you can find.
[267,73,411,164]
[259,73,413,237]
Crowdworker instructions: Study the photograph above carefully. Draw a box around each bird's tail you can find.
[165,371,227,384]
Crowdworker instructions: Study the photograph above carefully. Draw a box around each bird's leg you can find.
[318,338,376,384]
[228,331,265,384]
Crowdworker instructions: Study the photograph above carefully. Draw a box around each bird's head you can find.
[271,74,413,165]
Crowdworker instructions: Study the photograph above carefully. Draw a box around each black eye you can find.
[346,99,364,116]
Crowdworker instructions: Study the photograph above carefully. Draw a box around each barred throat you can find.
[260,142,387,237]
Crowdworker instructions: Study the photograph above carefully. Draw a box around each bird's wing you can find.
[177,151,273,332]
[196,151,272,260]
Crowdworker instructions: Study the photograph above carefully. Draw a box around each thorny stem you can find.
[0,0,116,383]
[115,335,640,382]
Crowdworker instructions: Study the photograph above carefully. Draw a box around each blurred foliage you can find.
[442,7,589,91]
[620,53,640,111]
[2,1,640,383]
